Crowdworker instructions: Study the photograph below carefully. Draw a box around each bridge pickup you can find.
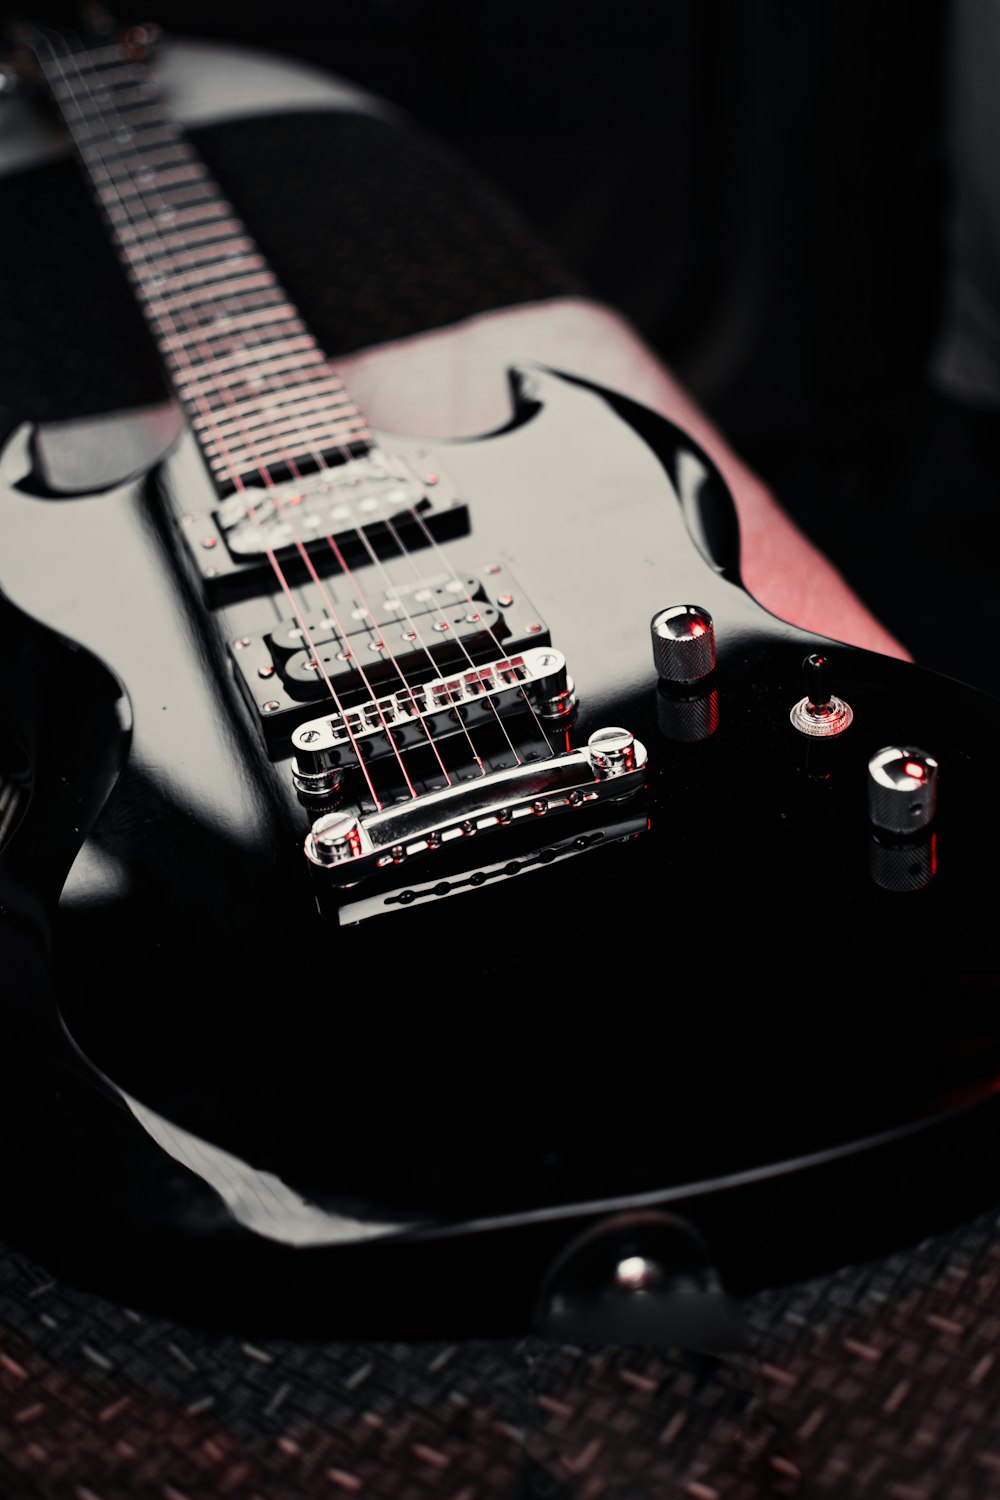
[303,727,646,887]
[291,647,576,797]
[231,561,551,745]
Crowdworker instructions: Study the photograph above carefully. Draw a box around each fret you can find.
[167,335,317,381]
[137,253,266,294]
[189,381,354,433]
[201,414,363,465]
[103,126,178,153]
[139,180,220,209]
[73,106,166,141]
[192,388,351,434]
[53,80,158,118]
[33,30,374,493]
[121,243,260,284]
[207,422,370,478]
[147,290,289,338]
[114,164,207,197]
[160,221,248,252]
[86,143,191,175]
[142,270,279,312]
[175,349,326,399]
[129,227,255,261]
[199,397,353,442]
[178,338,319,375]
[118,203,232,240]
[160,306,300,350]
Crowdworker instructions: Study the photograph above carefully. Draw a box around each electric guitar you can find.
[2,14,999,1337]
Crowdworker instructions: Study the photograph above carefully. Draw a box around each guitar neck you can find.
[31,26,373,496]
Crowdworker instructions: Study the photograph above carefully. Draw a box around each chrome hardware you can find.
[868,745,939,834]
[586,726,637,775]
[291,647,576,798]
[651,605,716,684]
[790,653,853,739]
[337,803,648,922]
[304,727,647,882]
[305,813,364,868]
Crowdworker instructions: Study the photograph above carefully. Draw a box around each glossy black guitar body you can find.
[2,367,999,1336]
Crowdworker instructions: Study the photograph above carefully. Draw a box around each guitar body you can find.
[2,20,999,1337]
[3,360,1000,1335]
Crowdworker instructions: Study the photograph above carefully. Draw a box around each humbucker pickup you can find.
[231,561,552,743]
[291,646,576,799]
[182,450,468,599]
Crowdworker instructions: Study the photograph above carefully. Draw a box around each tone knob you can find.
[867,746,939,834]
[650,605,716,684]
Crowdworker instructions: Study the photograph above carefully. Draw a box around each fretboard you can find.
[32,27,373,496]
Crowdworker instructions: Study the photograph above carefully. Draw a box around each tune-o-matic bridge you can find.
[304,727,647,890]
[291,647,576,799]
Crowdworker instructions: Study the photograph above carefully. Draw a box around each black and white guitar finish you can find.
[1,17,998,1332]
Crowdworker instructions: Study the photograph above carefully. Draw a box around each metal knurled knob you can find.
[867,746,939,834]
[651,605,716,684]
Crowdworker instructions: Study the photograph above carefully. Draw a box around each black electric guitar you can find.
[2,15,999,1337]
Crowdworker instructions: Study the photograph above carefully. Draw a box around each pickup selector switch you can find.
[790,653,853,738]
[868,746,939,833]
[651,605,716,683]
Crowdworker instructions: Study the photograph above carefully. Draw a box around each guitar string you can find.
[43,33,426,808]
[45,29,556,795]
[49,33,519,792]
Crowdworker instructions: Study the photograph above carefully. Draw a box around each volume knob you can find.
[867,746,939,834]
[651,605,716,684]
